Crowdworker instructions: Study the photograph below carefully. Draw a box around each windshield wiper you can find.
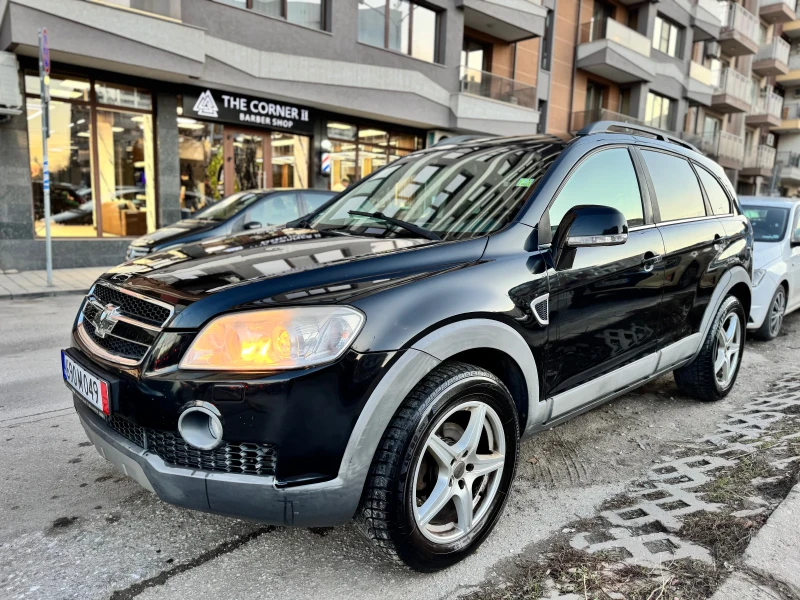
[348,211,441,241]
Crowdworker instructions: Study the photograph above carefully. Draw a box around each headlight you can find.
[752,269,766,287]
[180,306,365,371]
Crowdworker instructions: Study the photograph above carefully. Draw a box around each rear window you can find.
[641,150,706,222]
[696,167,731,216]
[743,206,790,242]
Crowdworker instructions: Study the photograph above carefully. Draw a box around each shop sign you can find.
[183,87,314,135]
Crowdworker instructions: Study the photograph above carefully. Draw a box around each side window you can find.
[793,208,800,243]
[696,166,731,216]
[245,193,301,226]
[303,191,334,213]
[548,148,644,234]
[641,150,706,222]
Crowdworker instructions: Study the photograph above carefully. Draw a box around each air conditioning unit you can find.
[705,41,721,59]
[766,133,775,147]
[426,130,455,148]
[0,51,23,116]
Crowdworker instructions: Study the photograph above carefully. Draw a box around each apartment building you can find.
[0,0,793,270]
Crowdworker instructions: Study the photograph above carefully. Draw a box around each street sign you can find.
[39,27,53,287]
[41,27,50,75]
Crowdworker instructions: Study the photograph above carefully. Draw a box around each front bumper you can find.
[75,398,360,526]
[746,274,779,330]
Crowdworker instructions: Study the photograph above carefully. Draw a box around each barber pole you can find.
[321,152,331,175]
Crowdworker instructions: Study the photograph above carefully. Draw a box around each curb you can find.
[0,289,89,300]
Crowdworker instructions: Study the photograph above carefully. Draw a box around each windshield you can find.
[743,205,790,242]
[194,192,264,221]
[309,139,563,240]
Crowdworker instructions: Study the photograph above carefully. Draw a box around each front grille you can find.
[93,282,171,327]
[83,323,149,361]
[106,414,277,477]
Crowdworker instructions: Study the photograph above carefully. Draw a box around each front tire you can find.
[356,362,519,572]
[674,295,745,402]
[753,285,786,341]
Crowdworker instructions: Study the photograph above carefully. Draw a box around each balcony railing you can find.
[90,0,181,19]
[777,151,800,167]
[783,103,800,119]
[689,62,714,86]
[713,67,754,103]
[756,37,791,64]
[751,87,784,118]
[579,18,651,57]
[570,108,643,132]
[760,0,797,10]
[695,0,726,20]
[745,144,777,169]
[719,131,745,163]
[679,130,720,156]
[459,66,537,109]
[720,2,759,42]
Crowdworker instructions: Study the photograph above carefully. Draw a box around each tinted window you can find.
[548,148,644,233]
[641,151,706,222]
[696,167,731,215]
[303,191,335,213]
[245,193,300,227]
[195,192,263,221]
[743,206,790,242]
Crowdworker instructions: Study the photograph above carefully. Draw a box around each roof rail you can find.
[576,120,698,153]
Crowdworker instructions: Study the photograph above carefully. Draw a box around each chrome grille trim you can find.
[91,281,174,327]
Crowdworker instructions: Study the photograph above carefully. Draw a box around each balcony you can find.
[687,61,716,105]
[711,67,754,113]
[776,151,800,185]
[742,145,777,177]
[760,0,797,24]
[776,52,800,86]
[784,19,800,38]
[453,66,540,135]
[679,130,721,156]
[570,108,643,133]
[774,102,800,132]
[717,131,746,169]
[576,18,655,84]
[753,38,790,76]
[719,2,760,56]
[89,0,181,20]
[746,87,784,127]
[458,0,547,42]
[691,0,724,41]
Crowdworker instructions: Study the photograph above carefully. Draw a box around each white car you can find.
[740,197,800,340]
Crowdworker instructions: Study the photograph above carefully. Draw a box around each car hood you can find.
[130,219,220,248]
[753,241,784,269]
[102,227,487,329]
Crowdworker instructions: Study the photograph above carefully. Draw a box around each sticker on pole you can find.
[43,158,50,192]
[41,28,50,75]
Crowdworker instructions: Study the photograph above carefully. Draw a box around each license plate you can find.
[62,351,110,415]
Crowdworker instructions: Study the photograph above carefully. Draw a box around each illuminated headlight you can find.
[752,269,767,287]
[180,307,365,371]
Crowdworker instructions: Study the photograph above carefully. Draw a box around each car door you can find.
[638,149,727,353]
[544,146,666,415]
[243,192,302,228]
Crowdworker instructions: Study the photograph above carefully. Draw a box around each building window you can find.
[326,121,423,191]
[358,0,439,63]
[645,92,675,131]
[217,0,327,30]
[25,73,156,238]
[540,10,553,71]
[653,15,683,58]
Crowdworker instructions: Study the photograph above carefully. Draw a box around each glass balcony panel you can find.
[94,0,181,19]
[756,37,791,63]
[579,18,651,57]
[713,67,753,103]
[720,1,759,41]
[570,108,643,132]
[719,131,745,162]
[690,61,714,85]
[458,66,537,109]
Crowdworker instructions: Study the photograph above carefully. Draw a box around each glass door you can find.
[223,127,271,196]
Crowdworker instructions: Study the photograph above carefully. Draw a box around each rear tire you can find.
[753,285,786,341]
[674,295,745,402]
[356,361,519,572]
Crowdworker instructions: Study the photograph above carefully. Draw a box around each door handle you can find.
[643,252,663,273]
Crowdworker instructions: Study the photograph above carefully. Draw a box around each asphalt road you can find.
[2,294,800,600]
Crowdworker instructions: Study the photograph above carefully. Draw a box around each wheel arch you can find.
[691,265,751,362]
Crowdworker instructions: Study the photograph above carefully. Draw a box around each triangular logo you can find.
[193,90,219,118]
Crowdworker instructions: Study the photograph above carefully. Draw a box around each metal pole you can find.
[39,28,53,286]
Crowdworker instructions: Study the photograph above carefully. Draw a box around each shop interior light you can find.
[130,115,145,123]
[77,132,91,138]
[50,89,83,99]
[111,126,125,133]
[61,79,91,90]
[359,129,387,137]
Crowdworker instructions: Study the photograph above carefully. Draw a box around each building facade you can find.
[0,0,795,270]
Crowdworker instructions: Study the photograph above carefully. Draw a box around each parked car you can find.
[63,122,752,572]
[740,196,800,340]
[125,188,336,260]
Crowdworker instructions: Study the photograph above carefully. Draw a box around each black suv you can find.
[63,122,752,572]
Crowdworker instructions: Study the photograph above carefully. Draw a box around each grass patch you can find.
[696,456,774,508]
[680,512,764,564]
[599,492,640,512]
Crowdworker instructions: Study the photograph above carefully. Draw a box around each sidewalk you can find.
[0,267,107,299]
[710,480,800,599]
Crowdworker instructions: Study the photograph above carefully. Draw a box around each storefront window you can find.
[272,133,310,188]
[358,0,439,63]
[25,72,156,238]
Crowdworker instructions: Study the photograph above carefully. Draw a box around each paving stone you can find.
[646,455,737,489]
[602,483,722,532]
[709,572,785,600]
[570,527,712,568]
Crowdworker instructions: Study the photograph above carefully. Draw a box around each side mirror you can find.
[556,205,628,250]
[243,221,263,230]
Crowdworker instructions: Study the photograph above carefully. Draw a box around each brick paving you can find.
[0,267,106,299]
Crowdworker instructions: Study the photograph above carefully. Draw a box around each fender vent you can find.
[531,294,549,326]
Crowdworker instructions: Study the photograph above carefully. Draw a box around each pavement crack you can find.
[108,526,274,600]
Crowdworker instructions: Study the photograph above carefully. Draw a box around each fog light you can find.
[178,403,224,450]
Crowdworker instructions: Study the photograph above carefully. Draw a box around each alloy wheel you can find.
[769,288,786,338]
[714,312,742,388]
[412,400,506,544]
